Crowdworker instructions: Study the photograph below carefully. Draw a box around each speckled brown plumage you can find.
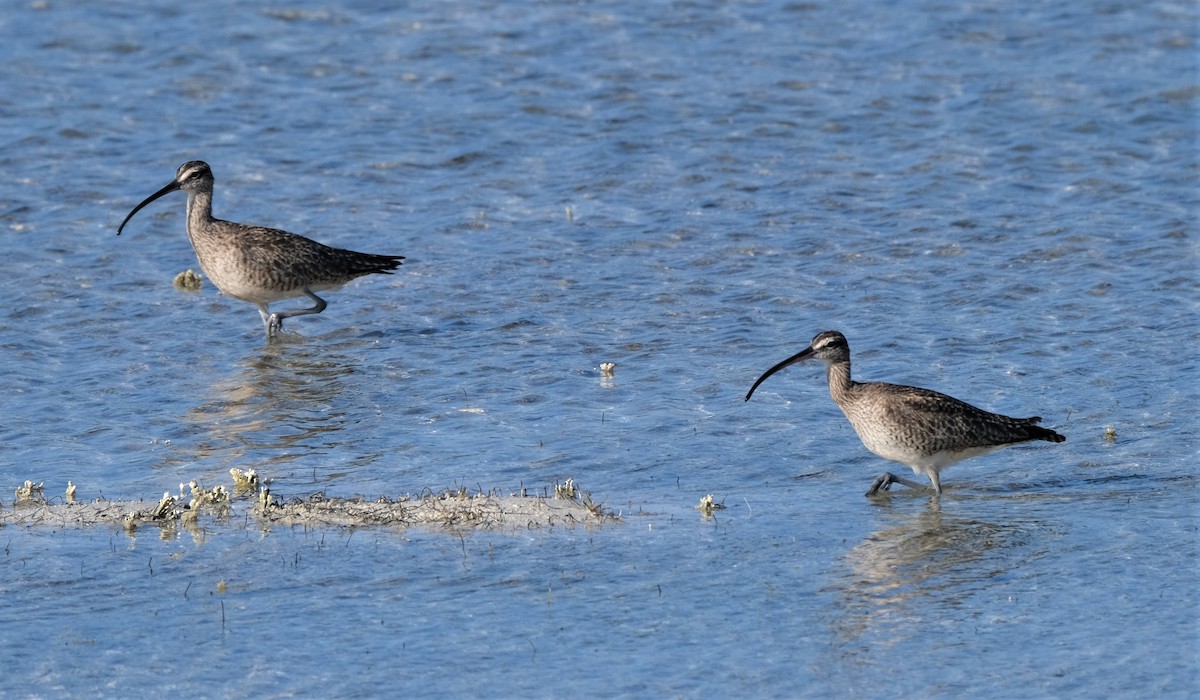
[746,330,1065,496]
[118,161,403,338]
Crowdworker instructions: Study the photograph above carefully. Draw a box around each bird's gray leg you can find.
[267,289,328,335]
[256,304,277,338]
[865,472,930,497]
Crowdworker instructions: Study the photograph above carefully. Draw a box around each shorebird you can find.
[745,330,1065,496]
[117,161,403,338]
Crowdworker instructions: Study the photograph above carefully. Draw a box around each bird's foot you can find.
[866,472,898,497]
[865,472,934,497]
[266,313,284,337]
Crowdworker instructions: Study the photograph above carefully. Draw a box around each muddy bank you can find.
[0,476,619,535]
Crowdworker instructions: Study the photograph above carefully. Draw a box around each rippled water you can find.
[0,0,1196,697]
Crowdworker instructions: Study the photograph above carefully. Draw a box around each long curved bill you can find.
[117,179,182,235]
[744,345,815,401]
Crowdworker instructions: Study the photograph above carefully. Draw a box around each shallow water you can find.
[0,0,1196,696]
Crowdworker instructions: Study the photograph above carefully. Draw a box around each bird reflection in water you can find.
[827,498,1043,654]
[160,339,364,476]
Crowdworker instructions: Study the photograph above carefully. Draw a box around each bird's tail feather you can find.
[1020,417,1066,443]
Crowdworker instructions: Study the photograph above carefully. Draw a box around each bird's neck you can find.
[825,359,854,403]
[185,190,215,235]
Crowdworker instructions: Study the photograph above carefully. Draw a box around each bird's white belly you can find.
[196,262,341,305]
[856,427,1000,471]
[217,281,304,305]
[196,269,288,304]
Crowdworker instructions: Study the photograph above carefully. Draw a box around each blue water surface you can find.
[0,0,1196,697]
